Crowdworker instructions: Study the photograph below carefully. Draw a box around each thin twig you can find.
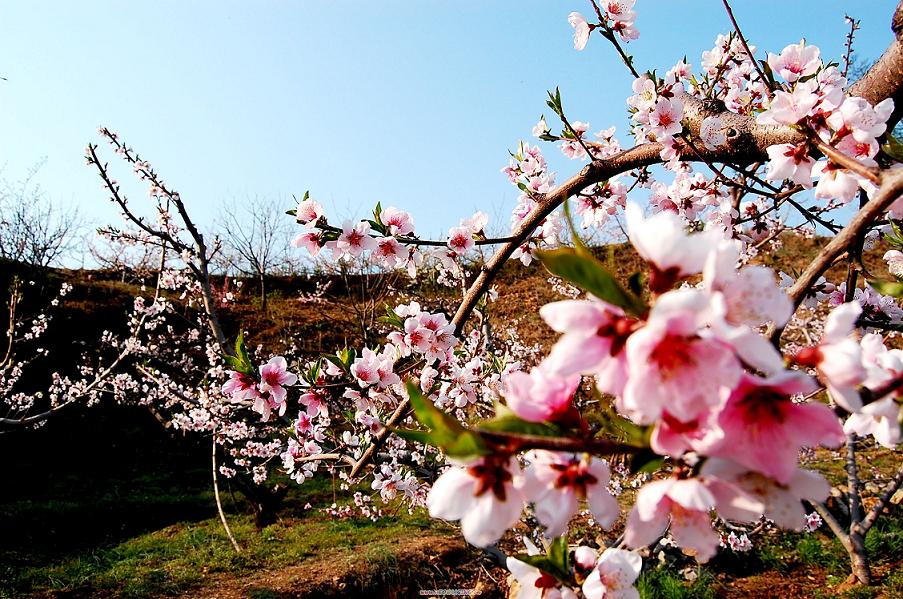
[212,432,242,553]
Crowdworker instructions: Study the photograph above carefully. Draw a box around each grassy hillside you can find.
[1,235,901,598]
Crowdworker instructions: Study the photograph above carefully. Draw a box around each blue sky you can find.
[0,1,898,253]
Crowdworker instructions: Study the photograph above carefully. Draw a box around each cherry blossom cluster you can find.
[421,202,901,593]
[568,0,639,52]
[501,141,565,264]
[291,194,495,283]
[753,42,894,204]
[697,33,770,115]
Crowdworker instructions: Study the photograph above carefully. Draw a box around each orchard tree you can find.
[0,172,83,272]
[215,195,298,312]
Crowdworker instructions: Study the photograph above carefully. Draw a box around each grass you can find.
[2,510,438,598]
[637,565,718,599]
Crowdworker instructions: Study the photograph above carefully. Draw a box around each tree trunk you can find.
[259,271,267,313]
[848,527,872,585]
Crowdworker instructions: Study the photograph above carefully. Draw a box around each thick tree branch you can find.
[348,5,903,476]
[781,168,903,317]
[861,463,903,532]
[847,1,903,131]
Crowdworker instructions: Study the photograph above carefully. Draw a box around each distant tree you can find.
[0,171,83,271]
[215,196,297,312]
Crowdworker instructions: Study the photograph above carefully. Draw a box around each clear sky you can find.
[0,1,899,256]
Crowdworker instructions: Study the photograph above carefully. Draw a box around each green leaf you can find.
[323,353,349,375]
[758,59,777,87]
[627,271,644,299]
[885,219,903,250]
[537,248,647,316]
[366,219,387,236]
[373,201,383,225]
[869,279,903,298]
[378,304,405,328]
[630,447,665,474]
[546,87,563,115]
[562,198,590,253]
[338,347,357,369]
[400,382,489,458]
[588,387,649,447]
[393,428,434,446]
[224,354,248,373]
[548,536,570,577]
[302,358,322,385]
[476,403,564,437]
[881,134,903,163]
[512,536,571,583]
[225,333,254,375]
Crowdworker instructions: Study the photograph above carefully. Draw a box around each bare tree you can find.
[88,233,165,284]
[215,195,296,312]
[0,172,83,271]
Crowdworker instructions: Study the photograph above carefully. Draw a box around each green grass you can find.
[1,507,438,598]
[637,565,718,599]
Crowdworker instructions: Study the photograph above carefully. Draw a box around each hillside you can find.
[0,235,901,598]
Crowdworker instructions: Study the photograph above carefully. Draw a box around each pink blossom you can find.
[712,372,843,484]
[628,77,657,112]
[380,206,414,236]
[350,348,381,387]
[703,241,790,375]
[539,298,637,396]
[258,356,297,407]
[522,451,619,537]
[795,302,866,412]
[622,289,741,424]
[568,12,591,51]
[222,370,258,402]
[447,226,475,255]
[699,116,727,150]
[581,548,642,599]
[295,198,323,226]
[335,220,377,260]
[300,388,328,417]
[427,457,525,547]
[765,142,815,188]
[812,160,861,204]
[294,411,313,435]
[611,19,639,42]
[502,365,579,423]
[703,240,792,329]
[766,41,821,83]
[650,407,724,458]
[702,459,831,530]
[291,231,322,257]
[625,477,721,562]
[604,0,635,21]
[532,116,549,138]
[625,203,719,293]
[648,98,684,140]
[506,556,578,599]
[827,97,895,144]
[884,249,903,277]
[844,397,901,449]
[461,211,489,235]
[373,236,407,268]
[836,134,879,163]
[351,348,399,390]
[757,81,819,125]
